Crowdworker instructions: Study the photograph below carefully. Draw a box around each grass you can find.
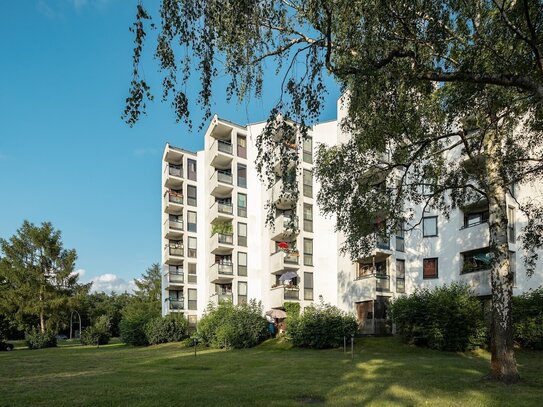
[0,337,542,406]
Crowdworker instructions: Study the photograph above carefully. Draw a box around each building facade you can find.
[161,101,543,333]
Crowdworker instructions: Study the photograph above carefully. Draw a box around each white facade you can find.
[161,103,543,333]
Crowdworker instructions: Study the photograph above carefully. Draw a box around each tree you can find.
[134,263,161,313]
[0,221,90,333]
[124,1,543,383]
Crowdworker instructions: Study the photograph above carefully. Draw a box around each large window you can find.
[187,263,197,284]
[304,272,314,300]
[303,136,313,164]
[303,238,313,266]
[508,206,516,243]
[395,226,405,252]
[396,260,405,293]
[238,223,247,247]
[303,203,313,232]
[187,237,197,258]
[237,135,247,159]
[303,169,313,198]
[187,211,197,233]
[187,158,197,181]
[238,193,247,218]
[423,258,438,279]
[463,206,489,228]
[187,289,197,310]
[238,252,247,276]
[462,248,491,274]
[187,185,197,206]
[237,164,247,188]
[238,281,247,305]
[422,216,438,237]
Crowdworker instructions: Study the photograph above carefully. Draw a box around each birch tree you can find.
[124,0,543,383]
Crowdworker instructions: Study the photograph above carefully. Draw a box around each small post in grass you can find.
[351,334,354,361]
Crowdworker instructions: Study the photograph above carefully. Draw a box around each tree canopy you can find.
[124,0,543,383]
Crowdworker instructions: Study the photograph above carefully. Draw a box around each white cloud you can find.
[88,273,136,294]
[72,268,86,279]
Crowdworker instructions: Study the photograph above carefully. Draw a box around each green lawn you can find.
[0,337,541,406]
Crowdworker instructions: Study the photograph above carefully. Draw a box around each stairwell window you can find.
[188,237,197,258]
[238,281,247,305]
[187,158,197,181]
[187,185,197,206]
[508,206,516,243]
[303,136,313,164]
[422,216,438,237]
[303,169,313,198]
[303,203,313,232]
[238,252,247,276]
[237,135,247,159]
[304,238,313,266]
[304,272,314,300]
[237,164,247,188]
[187,211,197,233]
[396,260,405,293]
[238,193,247,218]
[187,289,197,310]
[395,226,405,252]
[238,223,247,247]
[423,258,438,279]
[187,263,197,284]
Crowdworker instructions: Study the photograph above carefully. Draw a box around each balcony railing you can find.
[284,286,300,300]
[168,193,183,205]
[169,270,184,284]
[217,170,233,184]
[376,275,390,292]
[218,202,233,214]
[216,263,234,275]
[169,298,184,310]
[168,219,184,230]
[218,140,233,154]
[217,293,233,303]
[284,254,299,265]
[169,165,183,177]
[217,233,234,245]
[169,246,184,256]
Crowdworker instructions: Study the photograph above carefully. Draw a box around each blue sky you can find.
[0,0,339,292]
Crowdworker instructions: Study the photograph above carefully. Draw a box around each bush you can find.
[81,315,111,346]
[287,302,358,349]
[513,287,543,349]
[120,301,159,346]
[197,300,267,348]
[25,328,57,349]
[145,314,188,345]
[390,283,484,351]
[284,302,301,318]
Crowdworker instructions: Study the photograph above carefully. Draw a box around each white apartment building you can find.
[161,100,543,334]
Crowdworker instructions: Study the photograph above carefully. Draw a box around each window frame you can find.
[237,163,247,188]
[187,185,197,206]
[423,258,438,279]
[303,238,313,266]
[238,222,247,247]
[187,211,197,233]
[302,136,313,164]
[396,259,405,293]
[303,169,313,198]
[237,281,248,305]
[187,289,197,310]
[237,252,247,276]
[422,216,438,237]
[187,236,197,258]
[303,272,314,300]
[187,158,197,181]
[237,193,247,218]
[303,203,313,232]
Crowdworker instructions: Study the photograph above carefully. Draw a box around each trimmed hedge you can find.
[145,314,188,345]
[197,300,267,348]
[390,283,485,351]
[513,287,543,349]
[25,328,57,349]
[287,303,358,349]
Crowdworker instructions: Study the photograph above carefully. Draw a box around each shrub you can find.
[145,314,188,345]
[287,302,358,349]
[25,328,57,349]
[513,287,543,349]
[390,283,484,351]
[81,315,111,346]
[284,302,301,318]
[120,301,159,346]
[197,300,267,348]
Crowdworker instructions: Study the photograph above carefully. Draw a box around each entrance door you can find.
[356,301,374,334]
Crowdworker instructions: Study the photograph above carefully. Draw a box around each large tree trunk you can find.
[485,130,519,384]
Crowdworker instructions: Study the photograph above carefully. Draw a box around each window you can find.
[304,272,313,300]
[423,258,438,279]
[187,263,197,284]
[303,136,313,164]
[237,135,247,159]
[421,181,434,196]
[187,158,197,181]
[238,223,247,247]
[396,260,405,293]
[169,214,183,230]
[237,164,247,188]
[187,185,197,206]
[303,169,313,198]
[422,216,438,237]
[187,211,197,233]
[188,237,197,258]
[187,289,197,310]
[238,281,247,305]
[303,203,313,232]
[238,252,247,276]
[510,251,516,287]
[463,206,489,228]
[238,193,247,218]
[508,206,516,243]
[462,248,491,274]
[395,227,405,252]
[303,238,313,266]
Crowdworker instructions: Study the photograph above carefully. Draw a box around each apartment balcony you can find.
[210,262,234,284]
[458,221,490,253]
[207,139,233,168]
[164,245,184,265]
[269,285,300,308]
[270,251,300,275]
[164,165,184,189]
[210,233,234,255]
[354,272,391,300]
[271,179,297,210]
[164,219,184,239]
[211,292,233,305]
[163,191,183,215]
[459,269,491,296]
[164,145,184,164]
[210,170,234,198]
[210,201,234,223]
[270,214,299,242]
[166,270,184,289]
[168,298,184,311]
